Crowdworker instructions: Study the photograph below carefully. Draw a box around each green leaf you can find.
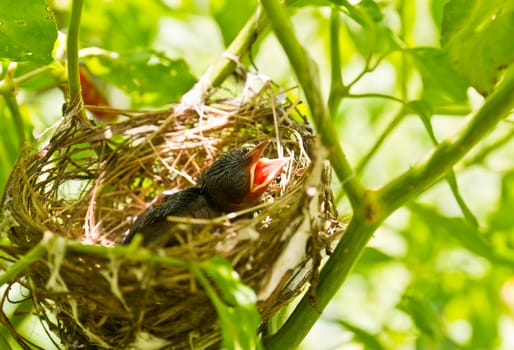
[355,247,394,272]
[489,170,514,231]
[441,0,514,95]
[399,295,443,341]
[468,286,499,348]
[407,48,469,111]
[339,1,401,57]
[293,0,332,6]
[0,0,57,64]
[337,320,385,350]
[431,0,451,30]
[198,257,262,350]
[82,51,196,107]
[0,331,13,350]
[355,0,383,22]
[12,61,64,91]
[210,0,257,47]
[410,204,514,267]
[81,0,168,51]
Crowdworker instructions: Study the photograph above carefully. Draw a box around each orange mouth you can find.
[249,157,290,193]
[246,140,290,194]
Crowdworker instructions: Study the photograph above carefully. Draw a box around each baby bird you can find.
[121,140,289,246]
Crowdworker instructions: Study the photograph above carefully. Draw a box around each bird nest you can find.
[0,77,343,349]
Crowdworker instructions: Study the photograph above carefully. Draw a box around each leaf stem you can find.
[13,65,60,87]
[463,127,514,166]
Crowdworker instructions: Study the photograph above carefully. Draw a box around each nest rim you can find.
[0,82,342,349]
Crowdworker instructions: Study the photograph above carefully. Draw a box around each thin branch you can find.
[189,0,298,101]
[264,64,514,350]
[0,236,189,287]
[463,126,514,166]
[265,216,378,349]
[348,92,406,104]
[13,65,58,87]
[355,108,406,174]
[378,65,514,217]
[0,244,46,286]
[0,64,25,145]
[417,111,479,227]
[260,0,365,209]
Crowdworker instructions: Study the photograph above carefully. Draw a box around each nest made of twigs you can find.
[0,78,343,349]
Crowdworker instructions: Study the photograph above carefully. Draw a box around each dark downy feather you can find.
[122,147,254,246]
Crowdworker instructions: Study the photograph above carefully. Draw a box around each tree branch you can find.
[260,0,365,210]
[182,0,301,104]
[264,59,514,350]
[378,66,514,216]
[328,8,346,115]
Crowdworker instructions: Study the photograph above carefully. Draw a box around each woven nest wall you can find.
[0,80,343,349]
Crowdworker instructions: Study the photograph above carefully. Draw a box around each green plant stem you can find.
[265,216,377,349]
[378,66,514,215]
[463,127,514,166]
[356,108,406,174]
[0,237,188,287]
[416,108,479,227]
[0,244,46,286]
[66,0,86,120]
[188,0,298,99]
[14,65,56,87]
[66,240,187,267]
[348,92,406,104]
[328,7,345,116]
[264,58,514,350]
[260,0,365,209]
[3,94,25,146]
[207,9,268,90]
[0,66,25,146]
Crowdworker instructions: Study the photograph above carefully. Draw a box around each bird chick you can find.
[121,140,289,246]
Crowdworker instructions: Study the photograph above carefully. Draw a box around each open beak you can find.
[246,140,290,194]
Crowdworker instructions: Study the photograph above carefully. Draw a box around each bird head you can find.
[200,140,289,212]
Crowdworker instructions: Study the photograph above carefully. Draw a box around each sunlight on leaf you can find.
[399,295,443,341]
[489,171,514,231]
[210,0,257,47]
[441,0,514,95]
[198,257,262,350]
[338,0,401,57]
[82,51,196,107]
[409,204,514,267]
[0,0,57,64]
[337,319,385,350]
[408,47,469,111]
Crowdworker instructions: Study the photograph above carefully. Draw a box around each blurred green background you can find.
[1,0,514,349]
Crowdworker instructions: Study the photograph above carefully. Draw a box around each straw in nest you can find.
[0,76,343,349]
